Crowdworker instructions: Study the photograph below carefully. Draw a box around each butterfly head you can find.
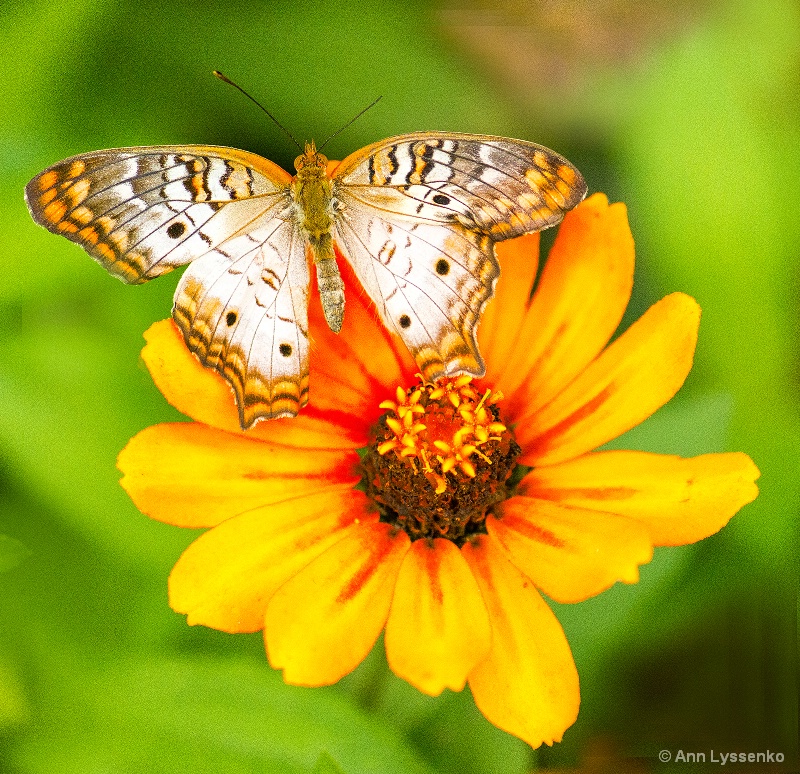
[294,141,328,173]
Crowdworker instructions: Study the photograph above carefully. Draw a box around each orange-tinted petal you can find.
[479,232,540,385]
[488,498,652,603]
[494,194,635,419]
[384,538,491,696]
[307,260,417,424]
[168,486,374,633]
[141,320,369,447]
[518,449,760,546]
[463,534,579,748]
[516,293,700,466]
[266,521,410,686]
[118,422,360,528]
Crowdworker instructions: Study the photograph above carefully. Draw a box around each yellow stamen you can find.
[376,375,513,495]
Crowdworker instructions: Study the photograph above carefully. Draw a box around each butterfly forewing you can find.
[334,132,586,237]
[25,146,292,283]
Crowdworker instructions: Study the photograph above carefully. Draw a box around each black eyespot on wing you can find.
[399,315,411,329]
[435,258,450,276]
[432,194,450,205]
[279,343,292,357]
[226,311,237,326]
[167,222,186,239]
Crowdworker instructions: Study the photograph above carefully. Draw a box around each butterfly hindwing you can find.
[174,216,310,427]
[334,207,496,381]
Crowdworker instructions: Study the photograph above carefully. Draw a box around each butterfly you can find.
[25,132,586,428]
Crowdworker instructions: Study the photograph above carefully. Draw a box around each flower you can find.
[117,193,759,748]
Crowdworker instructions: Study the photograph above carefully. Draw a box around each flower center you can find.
[360,375,521,544]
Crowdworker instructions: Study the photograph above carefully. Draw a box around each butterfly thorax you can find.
[291,141,345,333]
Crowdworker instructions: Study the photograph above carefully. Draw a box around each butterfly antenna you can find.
[317,96,383,152]
[213,70,303,152]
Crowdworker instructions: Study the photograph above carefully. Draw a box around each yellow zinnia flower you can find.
[117,193,759,748]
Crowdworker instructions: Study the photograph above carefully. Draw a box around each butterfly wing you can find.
[332,132,586,381]
[174,217,310,428]
[26,146,309,426]
[25,145,292,282]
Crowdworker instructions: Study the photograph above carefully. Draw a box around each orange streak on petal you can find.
[309,263,417,422]
[463,534,579,748]
[117,422,360,528]
[489,498,652,603]
[385,538,491,695]
[519,450,760,546]
[479,233,540,385]
[496,194,635,419]
[265,521,410,686]
[141,320,366,447]
[168,486,373,633]
[516,292,701,466]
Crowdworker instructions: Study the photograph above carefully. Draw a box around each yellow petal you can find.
[496,194,635,420]
[118,422,360,528]
[463,534,579,748]
[518,450,760,546]
[479,232,540,385]
[141,320,368,447]
[384,538,491,695]
[265,522,410,686]
[168,486,373,633]
[516,293,700,466]
[488,498,652,603]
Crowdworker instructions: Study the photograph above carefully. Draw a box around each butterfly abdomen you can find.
[293,147,345,333]
[313,239,345,334]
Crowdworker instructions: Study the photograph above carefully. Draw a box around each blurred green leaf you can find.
[0,534,29,572]
[312,752,348,774]
[11,657,437,774]
[0,659,29,731]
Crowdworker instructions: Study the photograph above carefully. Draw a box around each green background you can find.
[1,0,797,771]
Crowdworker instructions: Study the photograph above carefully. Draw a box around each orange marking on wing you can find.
[95,243,116,262]
[39,189,57,206]
[38,171,58,191]
[57,221,79,234]
[556,180,573,197]
[97,216,115,233]
[43,200,67,223]
[68,178,90,206]
[525,168,547,189]
[541,187,564,210]
[517,191,540,209]
[68,160,87,178]
[191,174,208,200]
[79,226,100,245]
[72,205,94,225]
[533,151,550,170]
[557,164,577,186]
[108,231,128,252]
